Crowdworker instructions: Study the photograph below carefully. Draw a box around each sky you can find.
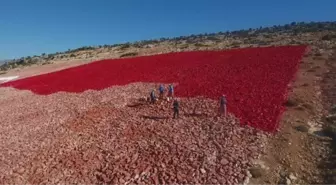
[0,0,335,59]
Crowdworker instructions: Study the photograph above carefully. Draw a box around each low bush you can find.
[284,97,299,107]
[119,52,138,58]
[194,43,208,47]
[119,44,131,50]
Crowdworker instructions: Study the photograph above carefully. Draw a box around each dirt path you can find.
[0,59,93,80]
[320,49,336,183]
[249,51,333,184]
[321,49,336,112]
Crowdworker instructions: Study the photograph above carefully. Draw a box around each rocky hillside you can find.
[1,21,336,72]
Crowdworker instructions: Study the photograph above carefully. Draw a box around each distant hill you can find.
[1,21,336,71]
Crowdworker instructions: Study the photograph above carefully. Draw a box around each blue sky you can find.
[0,0,335,59]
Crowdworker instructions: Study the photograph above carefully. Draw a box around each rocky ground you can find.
[320,49,336,183]
[0,83,267,184]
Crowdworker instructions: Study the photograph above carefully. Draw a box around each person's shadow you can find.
[127,102,146,108]
[184,112,207,117]
[140,115,169,120]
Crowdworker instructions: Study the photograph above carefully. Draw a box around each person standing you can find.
[220,95,227,117]
[173,98,180,119]
[167,84,174,101]
[150,89,156,104]
[158,84,165,99]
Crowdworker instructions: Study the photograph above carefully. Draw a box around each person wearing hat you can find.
[150,89,156,104]
[220,95,227,117]
[173,98,180,119]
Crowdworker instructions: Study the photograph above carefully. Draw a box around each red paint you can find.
[1,45,307,132]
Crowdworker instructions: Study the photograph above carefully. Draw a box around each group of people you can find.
[148,84,227,119]
[149,84,179,118]
[150,84,174,103]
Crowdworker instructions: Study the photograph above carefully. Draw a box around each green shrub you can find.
[322,34,336,40]
[326,114,336,123]
[119,44,131,50]
[284,97,299,107]
[120,52,138,58]
[314,52,322,56]
[194,43,208,47]
[206,36,220,41]
[295,125,309,132]
[331,105,336,113]
[179,44,189,49]
[249,167,264,178]
[323,124,336,138]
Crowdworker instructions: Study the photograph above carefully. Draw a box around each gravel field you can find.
[0,83,267,184]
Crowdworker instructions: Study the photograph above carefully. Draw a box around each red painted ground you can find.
[1,46,307,132]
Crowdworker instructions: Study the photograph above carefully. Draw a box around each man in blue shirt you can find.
[168,84,174,100]
[158,84,165,99]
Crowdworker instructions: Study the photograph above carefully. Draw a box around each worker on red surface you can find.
[158,84,165,99]
[173,98,180,119]
[150,89,156,104]
[220,95,227,117]
[167,84,174,101]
